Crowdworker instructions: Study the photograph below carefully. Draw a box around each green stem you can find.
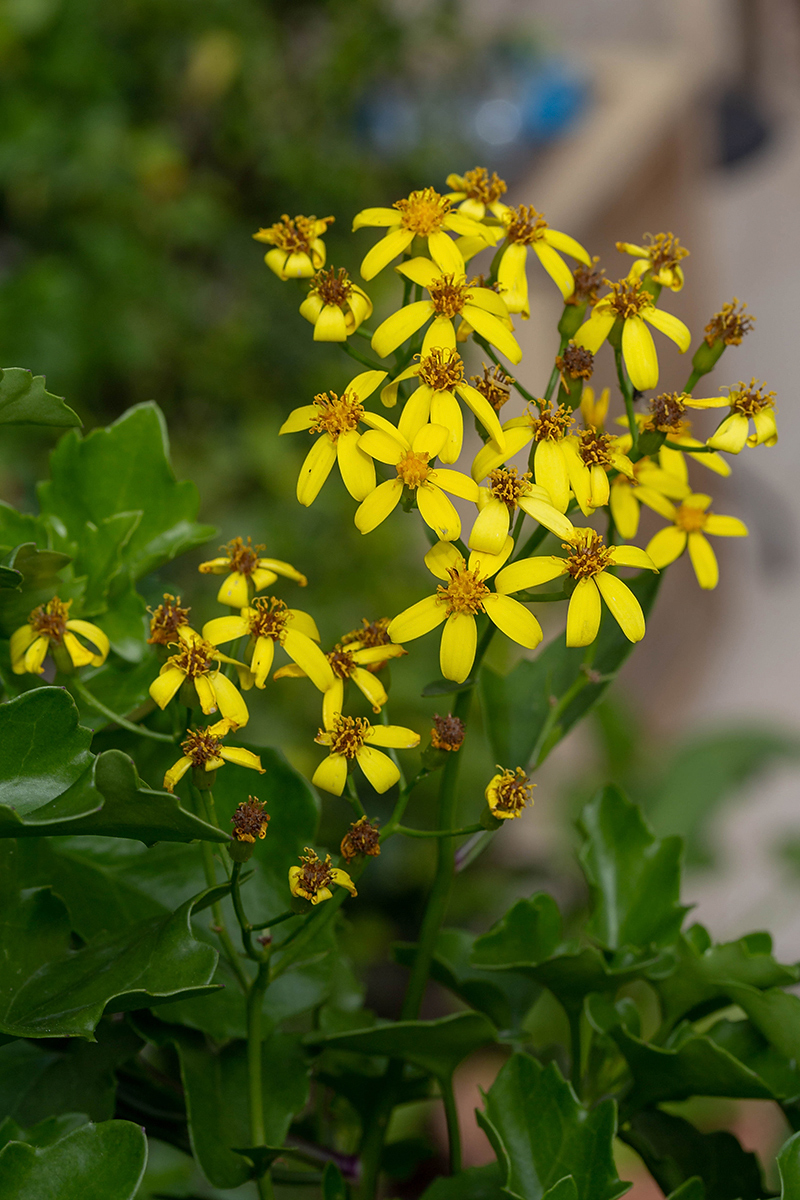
[71,678,176,743]
[476,338,537,405]
[381,769,431,838]
[663,439,717,454]
[569,1008,582,1095]
[614,346,638,455]
[683,367,703,393]
[544,336,569,403]
[231,861,262,961]
[344,774,366,818]
[248,959,271,1146]
[394,823,483,839]
[190,784,249,992]
[441,1078,462,1174]
[339,340,383,372]
[353,325,375,340]
[250,909,297,932]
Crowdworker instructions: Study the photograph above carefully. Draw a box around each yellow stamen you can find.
[437,566,489,615]
[248,596,291,642]
[503,204,548,244]
[471,363,513,411]
[318,714,371,758]
[327,647,356,680]
[564,530,614,581]
[577,430,615,468]
[396,449,432,489]
[232,796,269,843]
[29,597,71,643]
[394,187,451,235]
[428,273,473,318]
[168,639,215,678]
[459,167,507,205]
[604,277,652,318]
[728,378,775,416]
[704,298,755,347]
[488,467,530,509]
[646,392,689,432]
[416,347,464,391]
[255,214,333,253]
[488,766,534,816]
[310,390,364,441]
[309,266,353,307]
[148,594,190,645]
[530,400,574,442]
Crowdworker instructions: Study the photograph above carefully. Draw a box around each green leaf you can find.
[305,1012,497,1083]
[0,566,22,589]
[708,1017,800,1100]
[666,1182,704,1200]
[623,1108,763,1199]
[0,1113,89,1152]
[0,688,93,815]
[480,571,661,768]
[420,1163,505,1199]
[778,1132,800,1199]
[0,544,76,636]
[323,1162,348,1200]
[476,1053,627,1200]
[38,403,214,580]
[0,367,80,428]
[578,786,687,951]
[0,1119,146,1199]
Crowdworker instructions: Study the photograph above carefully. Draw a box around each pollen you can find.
[294,848,335,899]
[605,277,653,318]
[222,536,264,577]
[417,346,465,391]
[531,400,575,442]
[181,727,222,766]
[489,467,530,509]
[232,796,269,843]
[471,363,513,411]
[327,647,356,679]
[394,187,451,235]
[675,504,708,533]
[437,566,490,615]
[319,714,371,758]
[489,766,534,817]
[704,298,755,347]
[564,530,614,581]
[310,390,364,441]
[430,712,465,751]
[460,167,507,205]
[428,274,472,318]
[148,594,190,645]
[248,596,292,642]
[29,597,71,642]
[341,815,381,863]
[578,430,615,467]
[309,266,353,308]
[647,391,689,432]
[169,638,215,678]
[728,378,775,416]
[257,214,333,254]
[503,204,548,245]
[396,449,432,489]
[556,343,594,381]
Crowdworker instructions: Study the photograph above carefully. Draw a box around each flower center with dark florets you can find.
[148,594,190,645]
[431,712,466,751]
[264,214,332,254]
[394,187,451,235]
[169,639,215,678]
[341,816,381,862]
[647,392,688,431]
[310,267,353,308]
[232,796,269,842]
[327,648,356,680]
[605,278,652,318]
[437,566,490,615]
[29,597,70,642]
[704,298,755,347]
[182,727,222,766]
[556,344,594,381]
[578,430,615,468]
[564,531,614,581]
[728,379,775,417]
[248,596,291,643]
[320,715,371,758]
[225,536,264,576]
[461,167,507,205]
[416,347,464,391]
[492,767,533,815]
[531,400,574,442]
[567,259,605,306]
[295,848,335,898]
[471,363,513,411]
[340,617,391,650]
[489,467,530,509]
[504,204,548,244]
[636,231,689,273]
[310,390,363,441]
[429,274,472,318]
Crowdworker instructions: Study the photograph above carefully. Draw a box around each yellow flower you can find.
[355,419,478,542]
[149,629,250,726]
[685,378,777,453]
[469,362,514,415]
[646,493,748,589]
[312,714,419,796]
[232,796,269,843]
[617,393,731,478]
[202,596,334,693]
[562,430,635,516]
[472,401,577,513]
[371,259,521,365]
[388,539,543,684]
[380,346,506,463]
[609,458,690,541]
[253,214,334,279]
[299,266,372,341]
[497,204,591,312]
[340,816,381,863]
[495,528,657,648]
[199,536,307,608]
[11,597,109,676]
[289,847,357,905]
[274,637,406,727]
[574,277,690,391]
[616,232,689,291]
[486,767,535,820]
[163,719,264,792]
[469,467,575,556]
[279,370,387,506]
[353,186,488,281]
[148,594,191,646]
[580,385,609,430]
[703,298,755,347]
[444,167,508,220]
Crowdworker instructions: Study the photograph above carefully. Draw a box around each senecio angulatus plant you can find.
[0,169,795,1200]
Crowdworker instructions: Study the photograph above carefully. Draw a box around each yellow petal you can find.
[10,623,37,671]
[358,428,404,464]
[413,423,449,459]
[494,557,568,595]
[424,539,464,580]
[542,228,591,265]
[482,593,543,649]
[421,316,457,355]
[313,753,348,795]
[430,388,463,463]
[351,666,388,713]
[646,525,687,568]
[297,436,337,507]
[381,363,420,408]
[366,724,420,749]
[609,481,639,540]
[163,756,193,792]
[532,241,575,300]
[249,567,278,592]
[688,531,719,589]
[347,369,388,404]
[194,674,218,714]
[280,405,318,434]
[64,619,109,663]
[574,308,616,354]
[427,229,465,276]
[216,572,251,607]
[211,671,249,727]
[609,545,657,570]
[150,665,185,709]
[352,206,401,230]
[312,304,348,342]
[398,385,432,443]
[517,495,575,540]
[360,227,415,280]
[417,485,461,541]
[562,438,592,515]
[329,867,358,895]
[62,630,96,668]
[356,745,400,794]
[707,412,749,454]
[322,679,344,728]
[636,488,679,521]
[371,301,433,358]
[220,746,265,772]
[388,594,447,642]
[287,608,320,640]
[283,628,335,692]
[622,315,659,391]
[461,304,522,365]
[566,578,602,647]
[456,383,506,449]
[440,612,477,683]
[703,514,748,537]
[22,635,49,675]
[396,256,441,287]
[468,535,514,580]
[337,429,376,501]
[468,497,510,555]
[588,463,610,509]
[497,242,529,314]
[533,440,570,512]
[355,478,403,534]
[595,572,645,642]
[472,426,532,482]
[643,306,691,353]
[202,615,249,645]
[431,467,479,502]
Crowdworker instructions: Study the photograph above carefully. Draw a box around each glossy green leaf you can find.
[480,571,661,768]
[778,1132,800,1199]
[0,543,77,638]
[306,1012,496,1082]
[578,786,687,951]
[0,1119,147,1200]
[323,1161,348,1200]
[0,565,22,589]
[476,1053,627,1200]
[0,1113,89,1152]
[623,1108,763,1199]
[708,1017,800,1100]
[722,982,800,1068]
[421,1163,505,1200]
[0,367,80,428]
[0,688,93,816]
[38,402,214,580]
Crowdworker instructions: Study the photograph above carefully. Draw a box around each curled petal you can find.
[643,306,691,352]
[251,635,276,688]
[468,497,511,555]
[428,229,465,276]
[424,539,464,580]
[574,308,616,354]
[533,241,575,300]
[351,666,388,713]
[468,535,514,580]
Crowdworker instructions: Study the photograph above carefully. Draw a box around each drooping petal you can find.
[562,438,592,515]
[258,557,308,586]
[588,463,610,509]
[371,301,433,358]
[428,229,465,276]
[688,531,719,589]
[596,572,645,642]
[337,429,377,500]
[355,479,403,534]
[482,592,543,649]
[643,306,692,352]
[430,388,463,463]
[211,671,249,727]
[64,618,110,662]
[542,228,591,265]
[533,440,570,512]
[622,315,659,391]
[356,745,400,793]
[417,485,461,541]
[360,227,415,280]
[10,623,37,671]
[439,612,477,683]
[456,383,506,449]
[251,636,276,688]
[352,644,406,665]
[608,545,658,570]
[219,746,265,772]
[63,630,96,668]
[287,609,320,640]
[322,679,344,729]
[566,578,602,647]
[532,241,575,300]
[313,753,348,796]
[296,436,338,507]
[496,242,529,314]
[366,724,420,749]
[150,665,185,709]
[329,867,358,894]
[283,628,335,692]
[217,571,251,608]
[380,362,420,408]
[313,304,348,342]
[388,594,448,642]
[249,567,278,592]
[22,635,49,675]
[707,412,749,454]
[574,307,616,354]
[163,755,194,792]
[357,429,405,465]
[468,497,511,554]
[461,304,522,364]
[517,495,575,540]
[494,557,568,595]
[202,615,250,646]
[194,674,218,715]
[351,666,388,713]
[703,514,748,537]
[646,525,688,568]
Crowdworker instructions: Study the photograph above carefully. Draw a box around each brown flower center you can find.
[564,530,614,581]
[728,378,775,417]
[310,390,364,441]
[431,712,465,751]
[531,400,574,443]
[295,848,335,898]
[471,363,513,411]
[460,166,507,205]
[488,467,530,509]
[181,727,222,766]
[327,648,356,679]
[704,298,755,347]
[428,274,472,318]
[321,714,371,758]
[437,566,490,615]
[578,430,615,468]
[503,204,548,245]
[341,816,381,862]
[169,638,216,678]
[417,346,464,391]
[605,277,652,318]
[556,343,594,381]
[647,392,688,432]
[340,617,392,650]
[262,214,332,254]
[224,536,264,576]
[630,231,689,273]
[29,597,71,642]
[675,504,708,533]
[566,259,605,306]
[148,594,191,645]
[394,187,451,235]
[310,267,353,308]
[492,767,533,815]
[247,597,290,643]
[396,449,432,489]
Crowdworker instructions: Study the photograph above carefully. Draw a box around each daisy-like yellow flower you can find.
[646,493,748,590]
[313,713,420,795]
[371,260,521,365]
[470,362,514,415]
[472,401,577,513]
[148,594,191,646]
[486,766,535,820]
[580,385,610,430]
[609,458,690,541]
[253,214,334,280]
[11,597,109,676]
[353,186,488,281]
[703,298,755,348]
[289,847,357,905]
[279,370,387,506]
[355,420,478,541]
[163,719,264,793]
[495,529,657,648]
[275,637,406,727]
[469,467,575,556]
[444,167,508,220]
[616,232,689,292]
[199,536,307,608]
[149,630,250,727]
[687,378,777,453]
[202,595,331,692]
[299,267,372,341]
[563,429,635,515]
[388,539,543,684]
[339,616,393,657]
[617,393,731,479]
[380,347,506,463]
[497,204,591,311]
[574,277,691,391]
